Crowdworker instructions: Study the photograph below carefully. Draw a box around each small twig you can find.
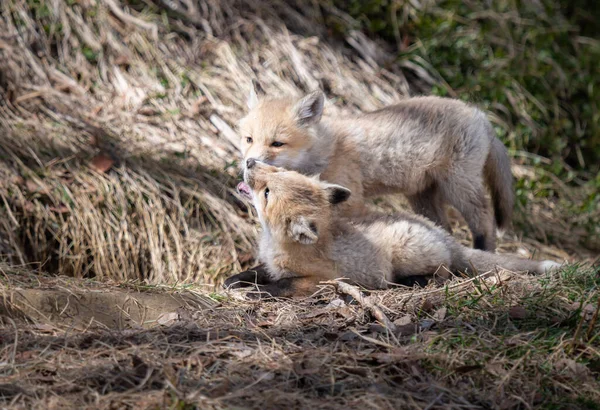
[497,350,529,393]
[585,293,600,341]
[423,393,445,410]
[103,0,158,39]
[571,294,594,352]
[326,280,397,332]
[210,114,240,150]
[7,317,19,371]
[350,327,395,348]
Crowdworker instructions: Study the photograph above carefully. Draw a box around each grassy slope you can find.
[0,1,599,408]
[1,0,597,283]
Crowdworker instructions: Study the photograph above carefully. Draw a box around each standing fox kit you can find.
[226,161,559,297]
[238,89,514,251]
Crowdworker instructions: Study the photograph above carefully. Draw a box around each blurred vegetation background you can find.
[0,0,598,284]
[328,0,600,236]
[333,0,599,172]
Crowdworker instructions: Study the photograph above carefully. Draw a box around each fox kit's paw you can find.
[236,279,298,300]
[541,260,563,273]
[223,264,271,289]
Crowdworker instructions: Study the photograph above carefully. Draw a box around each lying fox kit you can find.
[239,88,514,251]
[226,161,560,297]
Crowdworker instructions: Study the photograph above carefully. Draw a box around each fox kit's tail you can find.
[462,248,561,275]
[484,137,514,230]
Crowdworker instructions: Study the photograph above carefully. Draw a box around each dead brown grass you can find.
[1,263,599,409]
[0,0,597,286]
[0,0,419,284]
[1,3,599,407]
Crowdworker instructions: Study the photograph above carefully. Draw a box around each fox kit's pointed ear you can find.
[293,90,324,126]
[323,184,351,205]
[247,80,264,110]
[287,216,318,245]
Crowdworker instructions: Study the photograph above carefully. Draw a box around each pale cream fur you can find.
[238,90,514,251]
[232,161,560,296]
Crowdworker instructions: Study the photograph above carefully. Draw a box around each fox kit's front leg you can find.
[225,272,323,299]
[223,264,270,289]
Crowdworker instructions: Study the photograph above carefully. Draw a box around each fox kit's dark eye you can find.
[246,137,253,144]
[271,141,285,147]
[264,187,270,200]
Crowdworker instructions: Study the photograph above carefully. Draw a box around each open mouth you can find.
[236,181,253,200]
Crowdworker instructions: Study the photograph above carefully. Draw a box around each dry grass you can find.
[1,263,599,409]
[1,0,596,284]
[1,1,599,408]
[0,0,422,284]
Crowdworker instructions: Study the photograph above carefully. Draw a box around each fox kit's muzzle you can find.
[236,159,258,200]
[238,160,277,200]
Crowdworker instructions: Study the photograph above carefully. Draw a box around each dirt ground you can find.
[2,259,599,410]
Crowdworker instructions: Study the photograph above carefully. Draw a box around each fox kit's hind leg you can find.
[441,174,496,251]
[408,183,451,232]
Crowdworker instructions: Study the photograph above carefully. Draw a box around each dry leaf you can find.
[33,323,56,332]
[90,154,114,173]
[509,306,527,319]
[394,315,412,326]
[114,54,130,66]
[433,307,447,321]
[555,359,590,380]
[25,180,50,194]
[49,205,70,213]
[327,298,345,309]
[420,299,434,312]
[11,176,25,185]
[156,312,179,326]
[138,106,159,116]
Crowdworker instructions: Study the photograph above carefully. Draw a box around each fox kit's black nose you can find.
[246,158,256,169]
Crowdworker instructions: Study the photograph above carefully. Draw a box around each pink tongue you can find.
[237,182,252,197]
